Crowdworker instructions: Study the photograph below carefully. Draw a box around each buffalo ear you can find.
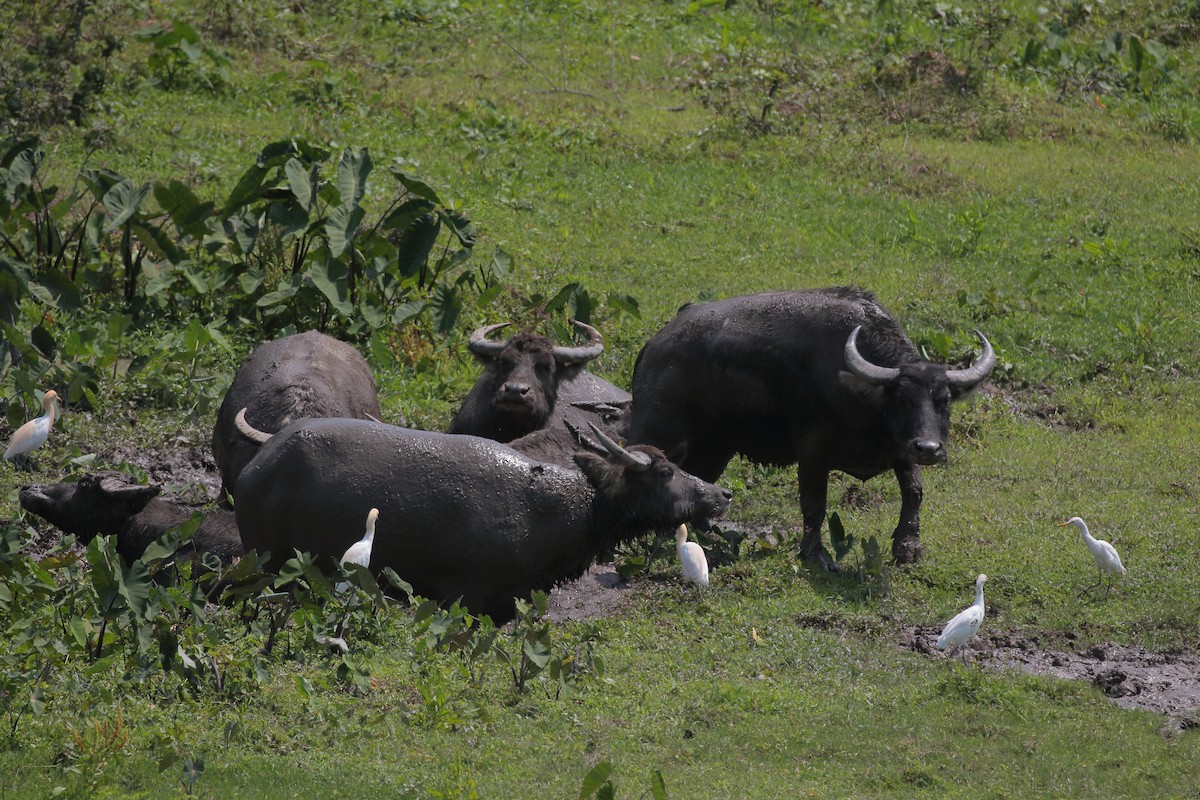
[97,476,162,509]
[574,451,620,491]
[947,381,981,402]
[555,361,586,383]
[665,441,689,466]
[838,370,887,404]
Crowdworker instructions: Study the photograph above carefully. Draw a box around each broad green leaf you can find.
[308,259,353,316]
[440,208,476,247]
[606,292,641,318]
[131,220,184,264]
[256,284,300,307]
[285,158,319,212]
[222,164,270,216]
[326,204,366,257]
[650,769,667,800]
[522,638,551,669]
[389,166,442,204]
[359,297,387,328]
[1128,35,1146,74]
[382,197,435,234]
[154,178,203,227]
[4,147,40,203]
[336,147,372,210]
[28,269,83,310]
[429,284,462,334]
[69,617,89,649]
[267,198,311,242]
[206,324,235,356]
[224,208,260,255]
[579,762,613,799]
[392,299,426,326]
[80,167,126,202]
[30,324,56,359]
[101,180,151,234]
[396,212,441,279]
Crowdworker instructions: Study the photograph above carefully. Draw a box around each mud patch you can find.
[546,562,641,623]
[900,625,1200,724]
[97,440,221,503]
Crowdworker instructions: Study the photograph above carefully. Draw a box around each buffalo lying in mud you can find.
[212,331,381,502]
[19,472,242,564]
[626,287,994,568]
[447,321,630,447]
[233,413,730,622]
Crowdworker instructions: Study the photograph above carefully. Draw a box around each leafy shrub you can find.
[135,21,232,92]
[0,0,122,137]
[0,136,500,416]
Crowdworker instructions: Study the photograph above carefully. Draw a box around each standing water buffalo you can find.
[447,321,629,444]
[212,331,381,502]
[233,414,730,622]
[626,287,995,568]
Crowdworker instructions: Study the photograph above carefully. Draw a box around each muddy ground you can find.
[901,626,1200,728]
[37,440,1200,727]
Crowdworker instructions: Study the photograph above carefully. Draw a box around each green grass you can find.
[3,1,1200,797]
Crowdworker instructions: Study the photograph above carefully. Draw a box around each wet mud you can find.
[901,625,1200,726]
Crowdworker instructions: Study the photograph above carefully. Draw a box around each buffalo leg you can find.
[797,467,837,571]
[892,463,923,564]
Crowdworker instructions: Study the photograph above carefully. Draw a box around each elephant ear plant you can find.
[0,135,505,417]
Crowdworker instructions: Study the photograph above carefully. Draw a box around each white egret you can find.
[337,507,379,592]
[675,523,709,588]
[936,573,987,662]
[1061,516,1125,597]
[4,390,60,467]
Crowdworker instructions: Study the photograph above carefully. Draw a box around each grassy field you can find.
[2,1,1199,797]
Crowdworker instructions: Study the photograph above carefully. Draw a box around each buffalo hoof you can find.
[802,546,841,573]
[891,535,922,565]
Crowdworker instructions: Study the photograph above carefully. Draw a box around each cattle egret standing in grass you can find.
[4,390,60,467]
[337,508,378,592]
[1061,516,1125,597]
[936,573,987,662]
[675,523,709,587]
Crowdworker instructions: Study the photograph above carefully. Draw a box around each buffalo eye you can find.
[656,463,674,480]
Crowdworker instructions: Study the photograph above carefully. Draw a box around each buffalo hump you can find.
[212,331,381,502]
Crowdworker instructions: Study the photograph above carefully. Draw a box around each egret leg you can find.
[1078,572,1103,598]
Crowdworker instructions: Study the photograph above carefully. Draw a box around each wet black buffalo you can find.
[627,287,994,567]
[20,472,242,564]
[212,331,382,502]
[447,321,628,444]
[234,415,730,622]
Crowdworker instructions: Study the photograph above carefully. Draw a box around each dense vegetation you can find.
[2,1,1198,796]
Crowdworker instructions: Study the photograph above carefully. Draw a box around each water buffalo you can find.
[19,472,243,564]
[447,321,629,443]
[626,287,994,568]
[233,414,730,622]
[212,331,381,502]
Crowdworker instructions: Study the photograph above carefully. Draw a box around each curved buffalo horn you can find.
[587,423,651,471]
[551,321,604,364]
[844,326,900,385]
[235,408,273,445]
[467,322,513,357]
[946,329,996,388]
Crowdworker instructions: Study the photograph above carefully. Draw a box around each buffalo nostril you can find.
[721,489,733,501]
[913,440,941,455]
[502,383,530,396]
